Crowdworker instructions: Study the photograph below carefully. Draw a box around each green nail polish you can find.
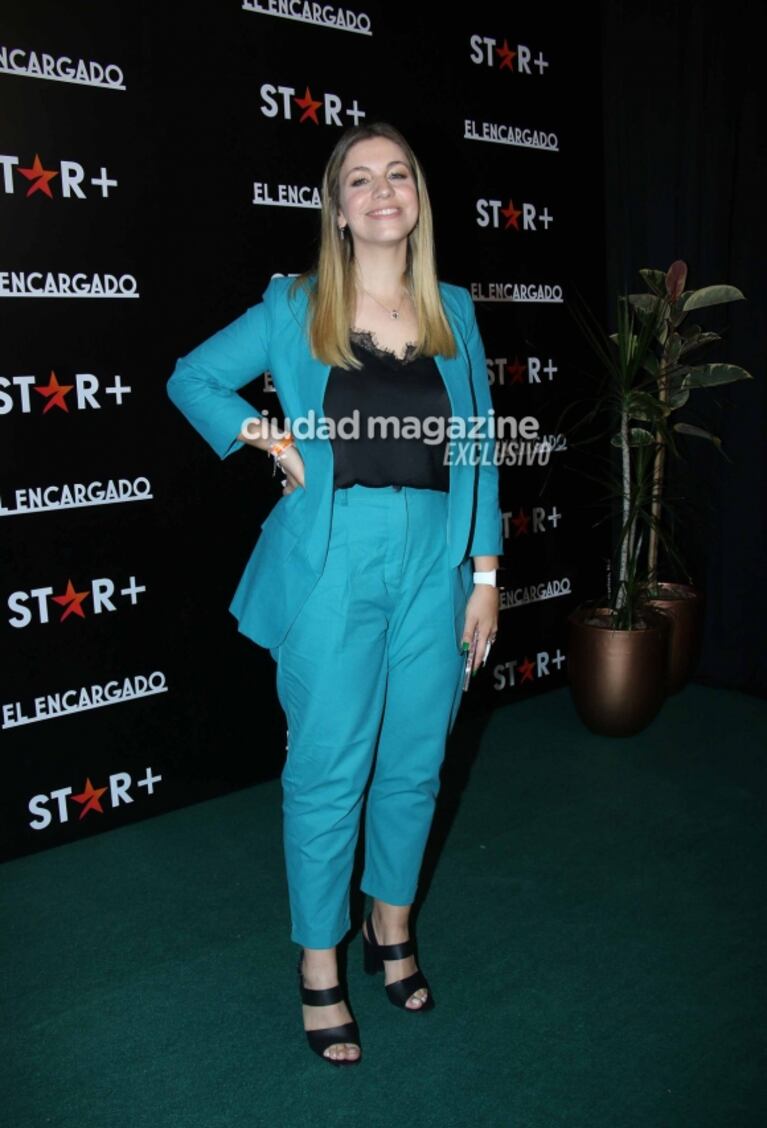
[461,641,469,653]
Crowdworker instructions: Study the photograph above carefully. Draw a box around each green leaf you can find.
[667,386,690,410]
[672,422,723,447]
[610,427,657,448]
[666,333,683,366]
[639,268,667,296]
[683,363,754,388]
[626,390,672,422]
[681,285,746,311]
[671,290,695,326]
[627,293,663,315]
[678,329,721,356]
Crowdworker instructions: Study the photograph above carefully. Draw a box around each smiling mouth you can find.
[367,207,401,217]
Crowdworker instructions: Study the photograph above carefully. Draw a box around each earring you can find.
[338,225,347,240]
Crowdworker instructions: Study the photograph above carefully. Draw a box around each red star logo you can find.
[501,199,522,230]
[511,509,530,536]
[517,656,536,683]
[506,358,527,384]
[17,154,59,198]
[496,40,517,72]
[52,579,90,621]
[71,777,108,819]
[294,87,322,124]
[34,371,74,413]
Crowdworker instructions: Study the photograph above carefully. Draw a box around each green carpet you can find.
[2,684,765,1127]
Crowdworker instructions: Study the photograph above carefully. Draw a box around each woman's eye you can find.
[350,170,408,187]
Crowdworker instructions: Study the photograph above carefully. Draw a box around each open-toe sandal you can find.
[297,950,362,1065]
[361,911,435,1011]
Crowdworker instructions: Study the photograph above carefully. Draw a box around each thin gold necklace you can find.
[360,285,409,320]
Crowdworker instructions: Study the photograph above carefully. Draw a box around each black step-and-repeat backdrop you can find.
[2,2,607,859]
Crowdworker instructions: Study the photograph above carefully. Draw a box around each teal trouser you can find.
[269,484,466,949]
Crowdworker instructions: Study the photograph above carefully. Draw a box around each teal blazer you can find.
[166,274,502,650]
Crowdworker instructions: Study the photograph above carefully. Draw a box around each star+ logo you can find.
[468,36,550,75]
[7,575,147,628]
[0,152,118,198]
[260,83,365,126]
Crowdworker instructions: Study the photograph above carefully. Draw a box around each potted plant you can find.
[625,260,751,691]
[563,291,676,736]
[562,264,751,734]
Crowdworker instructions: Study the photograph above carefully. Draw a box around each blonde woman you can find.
[167,122,502,1066]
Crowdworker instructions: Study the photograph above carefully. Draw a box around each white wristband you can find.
[473,569,497,587]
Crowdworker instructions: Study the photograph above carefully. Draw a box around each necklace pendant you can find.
[391,310,399,319]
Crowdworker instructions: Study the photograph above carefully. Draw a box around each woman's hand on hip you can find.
[278,445,306,494]
[461,585,499,676]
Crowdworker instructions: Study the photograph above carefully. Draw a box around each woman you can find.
[166,122,502,1066]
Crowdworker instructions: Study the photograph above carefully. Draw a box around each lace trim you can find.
[350,327,418,365]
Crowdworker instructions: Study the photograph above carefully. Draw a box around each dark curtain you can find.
[600,0,766,696]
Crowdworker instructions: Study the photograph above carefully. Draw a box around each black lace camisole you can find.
[322,328,451,492]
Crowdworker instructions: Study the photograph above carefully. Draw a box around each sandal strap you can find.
[297,950,347,1006]
[306,1020,360,1053]
[386,968,429,1005]
[300,982,344,1006]
[377,938,414,960]
[365,913,414,960]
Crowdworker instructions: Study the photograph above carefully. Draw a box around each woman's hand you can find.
[277,444,306,495]
[461,584,499,677]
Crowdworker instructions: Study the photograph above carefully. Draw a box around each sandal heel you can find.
[362,929,383,975]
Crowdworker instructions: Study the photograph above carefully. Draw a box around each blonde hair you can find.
[288,122,457,368]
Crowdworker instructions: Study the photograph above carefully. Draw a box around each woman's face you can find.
[336,136,419,250]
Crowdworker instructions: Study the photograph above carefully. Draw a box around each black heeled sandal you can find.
[296,950,362,1066]
[362,911,436,1011]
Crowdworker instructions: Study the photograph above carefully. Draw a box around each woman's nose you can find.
[373,176,393,196]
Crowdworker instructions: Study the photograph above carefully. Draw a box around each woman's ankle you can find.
[300,946,339,982]
[371,901,413,941]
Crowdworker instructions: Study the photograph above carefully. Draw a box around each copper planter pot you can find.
[566,605,672,736]
[641,582,704,695]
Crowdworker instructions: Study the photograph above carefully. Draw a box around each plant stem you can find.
[617,402,630,611]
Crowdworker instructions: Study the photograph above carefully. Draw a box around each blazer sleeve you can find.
[166,276,282,460]
[461,288,504,557]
